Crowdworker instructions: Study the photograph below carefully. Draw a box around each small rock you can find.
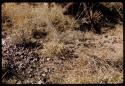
[47,58,50,61]
[60,56,65,60]
[42,73,46,77]
[2,39,5,46]
[44,68,48,73]
[37,80,42,84]
[16,80,22,84]
[29,74,32,78]
[20,55,23,58]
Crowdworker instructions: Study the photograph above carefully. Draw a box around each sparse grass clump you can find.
[46,4,79,32]
[41,41,65,58]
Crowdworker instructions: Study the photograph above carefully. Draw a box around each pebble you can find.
[42,73,46,77]
[16,80,22,84]
[37,80,42,84]
[60,56,65,60]
[47,58,50,61]
[20,55,23,58]
[2,39,5,46]
[44,68,48,73]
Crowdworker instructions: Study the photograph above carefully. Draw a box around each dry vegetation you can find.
[2,2,123,84]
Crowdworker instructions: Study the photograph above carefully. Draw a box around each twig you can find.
[2,70,9,80]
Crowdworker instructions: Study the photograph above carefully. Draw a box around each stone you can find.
[45,69,48,73]
[16,80,22,84]
[60,56,65,60]
[42,73,46,77]
[47,58,50,61]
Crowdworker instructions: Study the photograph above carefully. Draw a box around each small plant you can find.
[41,41,64,57]
[63,2,123,33]
[46,4,79,32]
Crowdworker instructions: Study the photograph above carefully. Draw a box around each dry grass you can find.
[2,3,123,84]
[2,3,78,44]
[41,41,65,57]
